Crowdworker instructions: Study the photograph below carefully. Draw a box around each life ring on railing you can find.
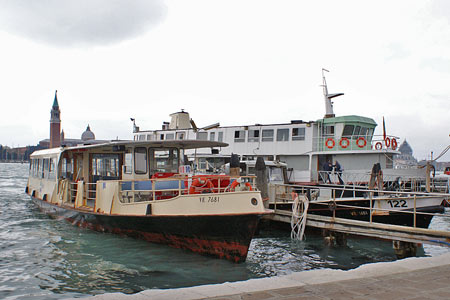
[391,138,398,150]
[325,138,335,149]
[339,137,350,149]
[375,142,382,150]
[228,181,253,191]
[385,137,391,148]
[228,180,240,191]
[189,178,215,194]
[356,137,367,148]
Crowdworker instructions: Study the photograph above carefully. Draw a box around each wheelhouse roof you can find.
[30,140,228,158]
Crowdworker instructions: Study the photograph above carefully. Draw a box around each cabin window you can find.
[139,135,145,141]
[248,130,260,142]
[198,158,207,170]
[268,167,284,183]
[134,147,148,174]
[160,134,164,140]
[149,148,179,174]
[166,133,175,140]
[176,132,184,140]
[342,125,354,138]
[146,134,153,141]
[218,132,224,142]
[124,152,132,174]
[367,128,374,141]
[91,154,120,179]
[43,158,49,178]
[353,126,361,137]
[276,129,289,141]
[196,132,208,140]
[48,158,56,179]
[323,125,334,136]
[292,127,305,141]
[360,127,368,137]
[209,132,215,141]
[262,129,274,142]
[234,130,245,142]
[61,158,66,176]
[61,157,73,179]
[31,159,37,177]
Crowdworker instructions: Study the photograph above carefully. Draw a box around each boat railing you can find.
[313,134,400,152]
[69,182,77,203]
[118,175,257,204]
[66,181,97,209]
[269,183,450,228]
[318,170,426,192]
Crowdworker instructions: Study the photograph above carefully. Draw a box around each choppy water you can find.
[1,163,449,299]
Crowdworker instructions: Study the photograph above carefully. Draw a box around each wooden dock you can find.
[266,210,450,247]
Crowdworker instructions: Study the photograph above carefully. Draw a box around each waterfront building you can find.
[39,91,104,149]
[394,140,419,169]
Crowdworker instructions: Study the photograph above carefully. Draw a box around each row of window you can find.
[136,127,306,143]
[30,158,56,179]
[234,128,305,143]
[124,147,180,175]
[342,125,373,138]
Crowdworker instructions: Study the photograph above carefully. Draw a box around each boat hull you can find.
[270,199,444,229]
[31,197,261,263]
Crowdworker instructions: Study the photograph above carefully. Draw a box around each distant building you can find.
[394,140,418,169]
[39,91,105,149]
[49,90,61,148]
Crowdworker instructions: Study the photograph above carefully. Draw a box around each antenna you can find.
[321,68,344,118]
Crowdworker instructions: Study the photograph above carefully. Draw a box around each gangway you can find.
[264,183,450,257]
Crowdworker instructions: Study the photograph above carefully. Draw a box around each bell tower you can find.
[50,90,61,148]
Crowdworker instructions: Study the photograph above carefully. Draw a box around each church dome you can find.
[81,125,95,141]
[398,140,413,156]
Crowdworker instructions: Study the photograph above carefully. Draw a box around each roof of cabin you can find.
[30,140,228,158]
[318,115,377,126]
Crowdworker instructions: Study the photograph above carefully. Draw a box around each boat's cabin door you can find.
[73,153,84,182]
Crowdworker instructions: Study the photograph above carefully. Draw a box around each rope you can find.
[290,192,309,241]
[432,144,450,162]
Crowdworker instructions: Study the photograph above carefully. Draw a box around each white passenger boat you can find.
[25,140,268,263]
[132,70,426,186]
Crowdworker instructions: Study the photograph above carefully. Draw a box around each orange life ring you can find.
[375,142,382,150]
[385,137,391,148]
[391,138,397,150]
[189,178,215,194]
[325,138,335,149]
[339,137,350,149]
[229,180,240,191]
[356,137,367,148]
[245,182,253,191]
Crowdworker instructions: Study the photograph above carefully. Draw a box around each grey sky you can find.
[0,0,449,162]
[0,0,167,46]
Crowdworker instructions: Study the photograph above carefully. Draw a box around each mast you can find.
[322,68,344,118]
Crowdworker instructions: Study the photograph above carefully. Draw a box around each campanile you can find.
[49,90,61,148]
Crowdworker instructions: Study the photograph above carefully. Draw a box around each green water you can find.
[0,163,448,299]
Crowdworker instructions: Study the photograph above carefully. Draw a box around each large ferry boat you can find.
[132,70,426,185]
[25,140,268,263]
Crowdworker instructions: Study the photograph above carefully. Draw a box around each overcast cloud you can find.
[0,0,167,47]
[0,0,448,162]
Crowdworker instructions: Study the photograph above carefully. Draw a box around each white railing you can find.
[317,170,428,192]
[119,175,257,204]
[270,183,450,229]
[313,134,400,152]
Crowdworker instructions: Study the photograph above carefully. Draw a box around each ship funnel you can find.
[169,110,191,130]
[322,68,344,118]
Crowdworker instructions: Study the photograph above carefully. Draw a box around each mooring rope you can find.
[290,192,309,241]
